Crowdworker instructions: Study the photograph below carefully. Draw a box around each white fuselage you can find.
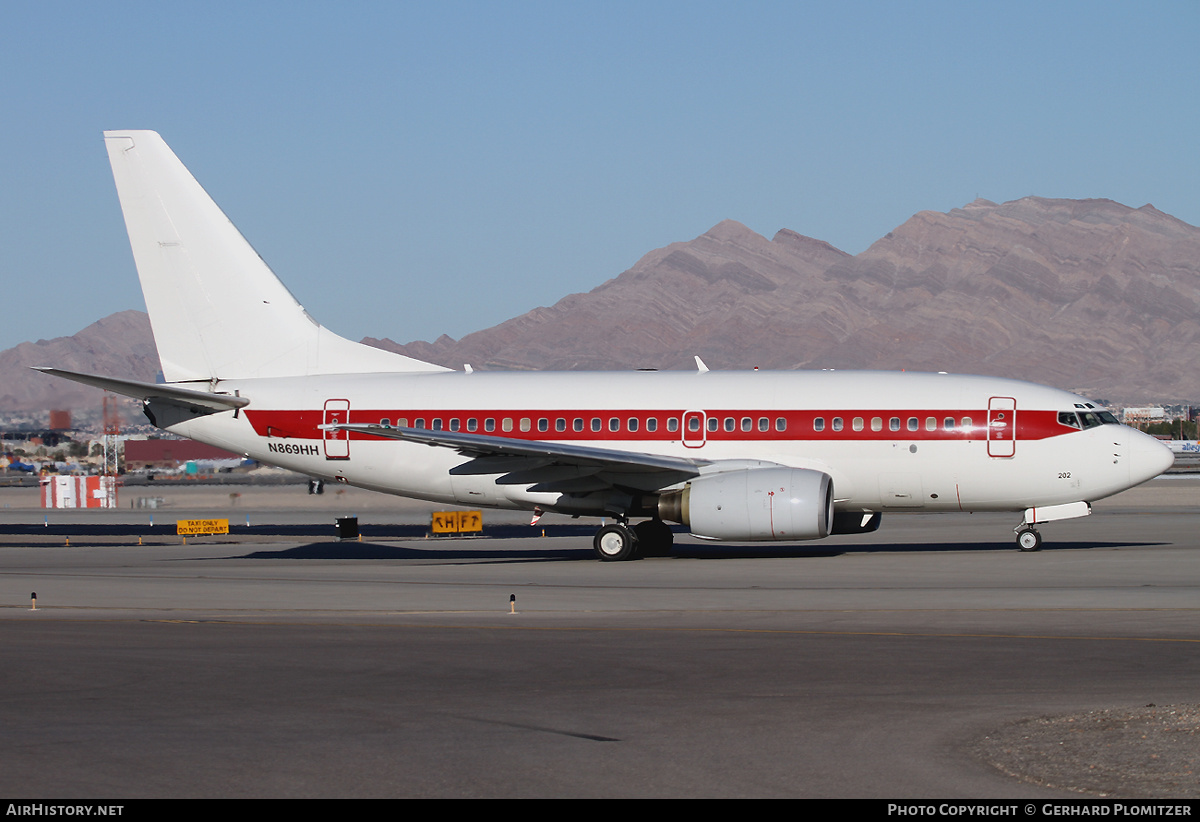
[163,369,1172,517]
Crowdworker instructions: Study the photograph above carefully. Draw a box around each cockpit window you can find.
[1058,412,1082,429]
[1064,410,1121,429]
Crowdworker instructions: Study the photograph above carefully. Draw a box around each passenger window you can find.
[943,417,954,430]
[467,418,478,432]
[759,417,769,432]
[609,417,620,432]
[907,417,918,431]
[776,418,787,432]
[502,418,513,432]
[724,417,735,432]
[414,418,425,429]
[813,417,825,432]
[667,418,679,433]
[890,417,900,431]
[397,418,408,428]
[555,418,566,432]
[537,418,548,432]
[432,418,443,431]
[852,417,864,432]
[871,417,882,432]
[961,417,972,429]
[708,418,718,432]
[647,418,658,432]
[832,417,844,432]
[926,417,936,431]
[485,418,495,432]
[687,417,700,432]
[449,418,460,432]
[628,417,639,432]
[520,418,531,432]
[741,417,752,432]
[592,418,602,432]
[573,418,584,432]
[379,418,391,427]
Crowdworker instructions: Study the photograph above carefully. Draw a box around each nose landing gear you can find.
[1016,526,1042,552]
[1013,502,1091,552]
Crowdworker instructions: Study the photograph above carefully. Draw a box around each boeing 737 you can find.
[39,131,1175,560]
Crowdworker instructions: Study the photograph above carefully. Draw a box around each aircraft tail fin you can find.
[103,130,447,383]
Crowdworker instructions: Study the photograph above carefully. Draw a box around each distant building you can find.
[1122,406,1165,425]
[48,410,72,431]
[0,430,69,447]
[124,439,240,471]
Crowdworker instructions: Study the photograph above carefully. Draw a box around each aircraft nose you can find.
[1127,428,1175,484]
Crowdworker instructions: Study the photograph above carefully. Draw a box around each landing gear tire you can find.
[1016,527,1042,552]
[594,523,639,561]
[634,519,674,557]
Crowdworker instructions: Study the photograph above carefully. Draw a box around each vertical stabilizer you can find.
[104,130,447,382]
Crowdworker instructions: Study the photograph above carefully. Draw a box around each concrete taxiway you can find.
[0,477,1197,797]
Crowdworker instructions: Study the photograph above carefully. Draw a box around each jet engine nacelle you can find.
[658,467,834,541]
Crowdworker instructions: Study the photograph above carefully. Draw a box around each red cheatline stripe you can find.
[244,408,1074,443]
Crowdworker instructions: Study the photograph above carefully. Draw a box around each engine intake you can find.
[658,467,834,541]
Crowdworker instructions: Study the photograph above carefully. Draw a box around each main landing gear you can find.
[593,523,637,561]
[592,518,674,561]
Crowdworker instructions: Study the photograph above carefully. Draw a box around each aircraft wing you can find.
[326,423,707,493]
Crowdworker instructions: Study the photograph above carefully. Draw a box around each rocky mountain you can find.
[370,197,1200,402]
[0,310,158,414]
[7,196,1199,417]
[367,220,853,372]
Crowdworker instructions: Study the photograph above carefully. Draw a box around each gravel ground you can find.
[972,704,1200,797]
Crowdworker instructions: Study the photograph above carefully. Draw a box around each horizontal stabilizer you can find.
[33,367,249,414]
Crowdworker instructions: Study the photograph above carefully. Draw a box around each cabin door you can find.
[323,399,351,460]
[987,396,1016,458]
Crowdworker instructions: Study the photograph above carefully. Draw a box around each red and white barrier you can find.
[40,476,118,509]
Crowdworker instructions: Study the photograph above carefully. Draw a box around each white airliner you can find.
[40,131,1175,560]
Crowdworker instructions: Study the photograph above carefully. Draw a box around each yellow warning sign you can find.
[176,519,230,535]
[431,510,483,534]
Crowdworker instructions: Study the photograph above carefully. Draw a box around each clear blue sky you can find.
[2,1,1198,353]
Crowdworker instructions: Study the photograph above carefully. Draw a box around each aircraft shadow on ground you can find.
[671,539,1169,559]
[228,540,595,563]
[208,537,1170,563]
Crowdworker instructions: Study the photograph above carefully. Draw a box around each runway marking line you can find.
[7,614,1200,644]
